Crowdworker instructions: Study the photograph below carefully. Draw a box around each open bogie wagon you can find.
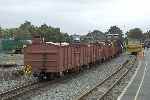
[24,37,122,80]
[24,40,91,79]
[24,43,68,79]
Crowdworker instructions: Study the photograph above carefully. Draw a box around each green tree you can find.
[16,21,35,39]
[1,21,70,43]
[144,31,150,39]
[127,28,144,40]
[106,26,125,46]
[63,33,72,43]
[86,30,106,42]
[19,21,32,31]
[37,24,68,42]
[106,26,123,39]
[3,29,14,39]
[107,26,122,34]
[0,26,2,38]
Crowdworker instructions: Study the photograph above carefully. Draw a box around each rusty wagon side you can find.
[24,37,123,79]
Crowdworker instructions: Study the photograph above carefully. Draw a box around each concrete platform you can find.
[118,49,150,100]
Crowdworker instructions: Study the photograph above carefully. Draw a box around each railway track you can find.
[73,57,136,100]
[0,80,40,100]
[0,57,135,100]
[0,75,67,100]
[0,79,54,100]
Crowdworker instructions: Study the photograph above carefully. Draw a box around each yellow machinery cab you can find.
[126,38,142,55]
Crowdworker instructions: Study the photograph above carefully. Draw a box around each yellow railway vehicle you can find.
[126,38,142,55]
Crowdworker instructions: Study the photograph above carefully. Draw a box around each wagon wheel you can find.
[59,71,64,77]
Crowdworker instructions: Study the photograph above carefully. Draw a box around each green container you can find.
[1,39,23,52]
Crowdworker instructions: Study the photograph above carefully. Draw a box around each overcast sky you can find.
[0,0,150,34]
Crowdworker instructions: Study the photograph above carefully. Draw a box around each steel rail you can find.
[0,80,40,100]
[73,58,136,100]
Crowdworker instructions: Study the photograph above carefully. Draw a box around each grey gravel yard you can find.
[0,54,34,93]
[0,54,24,65]
[102,56,138,100]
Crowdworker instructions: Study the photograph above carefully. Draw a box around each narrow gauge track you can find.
[0,79,54,100]
[74,57,136,100]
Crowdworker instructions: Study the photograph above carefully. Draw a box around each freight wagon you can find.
[24,36,122,80]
